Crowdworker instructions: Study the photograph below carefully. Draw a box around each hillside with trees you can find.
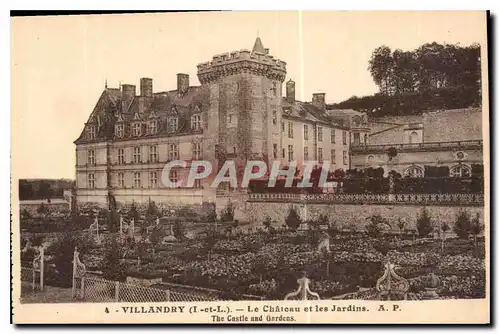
[19,179,75,200]
[328,42,481,118]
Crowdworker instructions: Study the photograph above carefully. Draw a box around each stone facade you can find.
[74,37,350,208]
[350,108,484,176]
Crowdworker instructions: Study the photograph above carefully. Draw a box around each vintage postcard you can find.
[11,11,490,324]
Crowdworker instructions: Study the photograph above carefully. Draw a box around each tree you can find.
[149,226,165,256]
[220,200,235,222]
[101,235,126,281]
[37,203,48,215]
[365,215,389,238]
[470,213,482,249]
[416,208,433,237]
[262,216,272,232]
[146,198,159,226]
[203,230,218,261]
[50,232,93,287]
[107,208,119,233]
[441,222,450,253]
[21,208,31,220]
[128,201,140,222]
[397,218,406,238]
[454,210,472,240]
[368,45,394,95]
[173,220,185,240]
[252,252,275,284]
[285,206,301,231]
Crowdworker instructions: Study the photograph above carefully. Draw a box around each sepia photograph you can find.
[11,11,490,324]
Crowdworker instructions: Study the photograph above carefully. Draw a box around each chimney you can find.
[286,79,295,103]
[121,84,136,111]
[140,78,153,97]
[122,84,136,101]
[264,48,270,55]
[177,73,189,96]
[312,93,326,110]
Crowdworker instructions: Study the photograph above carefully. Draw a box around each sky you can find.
[11,11,487,179]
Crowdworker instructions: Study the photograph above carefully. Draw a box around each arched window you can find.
[404,165,424,178]
[450,164,471,178]
[409,131,419,144]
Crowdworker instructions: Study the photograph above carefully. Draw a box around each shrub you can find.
[416,208,433,237]
[37,203,48,214]
[262,216,272,230]
[285,206,301,231]
[101,236,127,281]
[365,215,389,238]
[454,210,472,239]
[173,220,185,240]
[220,200,235,222]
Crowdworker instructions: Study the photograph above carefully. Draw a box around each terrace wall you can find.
[217,192,484,229]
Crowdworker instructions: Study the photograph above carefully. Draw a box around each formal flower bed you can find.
[77,229,485,300]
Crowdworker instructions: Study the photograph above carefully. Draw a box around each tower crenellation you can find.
[197,48,286,84]
[199,37,287,169]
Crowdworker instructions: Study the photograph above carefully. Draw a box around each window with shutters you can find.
[149,145,158,162]
[115,124,124,138]
[149,171,158,188]
[149,121,158,134]
[117,172,124,188]
[191,115,202,130]
[132,123,142,136]
[118,148,125,164]
[168,144,179,160]
[317,126,323,142]
[134,172,141,188]
[88,125,97,139]
[168,117,179,132]
[133,147,141,164]
[87,150,95,165]
[192,142,202,159]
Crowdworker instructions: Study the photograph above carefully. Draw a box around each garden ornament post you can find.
[422,273,441,300]
[376,262,409,301]
[284,272,321,300]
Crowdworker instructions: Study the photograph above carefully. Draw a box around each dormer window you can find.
[191,115,202,131]
[115,124,124,138]
[149,120,158,135]
[88,125,97,140]
[132,123,142,136]
[168,117,179,132]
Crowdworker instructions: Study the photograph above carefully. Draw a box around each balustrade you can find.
[248,192,483,205]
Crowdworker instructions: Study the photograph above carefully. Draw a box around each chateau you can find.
[74,37,483,208]
[74,37,353,207]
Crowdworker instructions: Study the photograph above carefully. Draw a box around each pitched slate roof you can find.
[74,86,209,144]
[281,98,348,129]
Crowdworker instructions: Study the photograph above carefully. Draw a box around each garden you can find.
[20,199,486,301]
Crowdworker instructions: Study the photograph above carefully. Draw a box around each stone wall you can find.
[216,194,484,230]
